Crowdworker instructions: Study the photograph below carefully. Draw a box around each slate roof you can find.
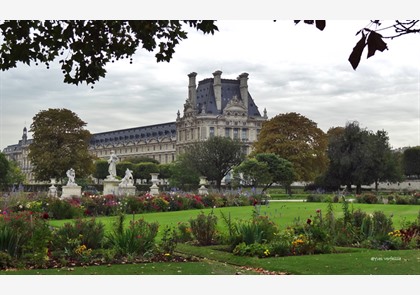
[90,122,176,146]
[195,78,262,117]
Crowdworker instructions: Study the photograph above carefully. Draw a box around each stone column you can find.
[238,72,249,113]
[188,72,197,111]
[213,70,222,111]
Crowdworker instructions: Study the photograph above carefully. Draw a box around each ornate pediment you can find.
[223,95,246,116]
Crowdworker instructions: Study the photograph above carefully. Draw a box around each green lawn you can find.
[48,202,420,237]
[3,202,418,276]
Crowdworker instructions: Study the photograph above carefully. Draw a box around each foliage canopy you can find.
[28,108,95,182]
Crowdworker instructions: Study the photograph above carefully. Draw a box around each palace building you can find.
[2,70,267,183]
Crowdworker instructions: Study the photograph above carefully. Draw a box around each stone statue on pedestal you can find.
[107,150,119,180]
[119,168,134,187]
[66,168,77,186]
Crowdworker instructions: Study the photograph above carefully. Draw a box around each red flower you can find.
[306,218,312,225]
[316,209,321,214]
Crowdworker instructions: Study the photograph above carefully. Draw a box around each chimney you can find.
[188,72,197,110]
[213,70,222,111]
[238,72,249,113]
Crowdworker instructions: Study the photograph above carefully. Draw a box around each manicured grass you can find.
[11,202,415,276]
[0,260,259,275]
[175,244,420,275]
[48,202,420,237]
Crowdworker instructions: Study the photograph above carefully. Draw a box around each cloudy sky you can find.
[1,19,419,152]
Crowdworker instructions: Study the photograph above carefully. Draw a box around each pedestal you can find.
[61,185,82,199]
[198,176,209,195]
[118,186,136,197]
[103,179,121,195]
[149,173,160,196]
[48,178,58,197]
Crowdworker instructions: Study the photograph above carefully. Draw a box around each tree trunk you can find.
[356,184,362,194]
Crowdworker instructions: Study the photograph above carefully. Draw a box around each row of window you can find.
[92,131,176,144]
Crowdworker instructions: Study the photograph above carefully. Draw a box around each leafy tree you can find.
[234,158,271,188]
[28,108,95,182]
[168,154,200,191]
[369,130,404,190]
[0,20,218,86]
[403,146,420,178]
[235,153,295,192]
[158,163,172,180]
[133,162,159,183]
[252,112,328,182]
[5,160,26,187]
[93,159,109,181]
[325,121,402,193]
[183,136,244,190]
[0,152,10,190]
[294,20,420,70]
[124,156,159,164]
[116,161,135,178]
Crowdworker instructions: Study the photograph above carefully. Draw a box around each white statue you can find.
[66,168,76,186]
[107,150,119,179]
[119,168,134,187]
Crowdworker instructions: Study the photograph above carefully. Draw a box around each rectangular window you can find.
[233,128,239,139]
[209,127,215,138]
[241,128,247,140]
[225,128,230,138]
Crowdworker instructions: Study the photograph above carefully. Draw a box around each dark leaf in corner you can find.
[367,31,388,58]
[348,33,367,70]
[315,20,326,31]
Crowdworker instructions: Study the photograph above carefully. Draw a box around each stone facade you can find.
[2,70,267,184]
[2,127,35,183]
[176,71,267,155]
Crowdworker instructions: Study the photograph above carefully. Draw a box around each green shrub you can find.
[159,226,178,255]
[175,222,193,243]
[306,194,322,202]
[0,211,51,267]
[47,198,83,219]
[357,193,378,204]
[52,218,105,252]
[0,251,14,269]
[232,242,270,257]
[107,214,159,257]
[189,211,218,246]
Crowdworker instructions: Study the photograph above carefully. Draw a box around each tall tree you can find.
[235,153,295,192]
[0,152,10,190]
[0,20,218,86]
[28,108,95,182]
[183,136,244,190]
[93,159,109,182]
[403,146,420,178]
[325,122,402,193]
[252,112,328,182]
[168,154,200,191]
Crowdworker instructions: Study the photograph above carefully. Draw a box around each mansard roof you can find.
[90,122,176,146]
[196,78,261,117]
